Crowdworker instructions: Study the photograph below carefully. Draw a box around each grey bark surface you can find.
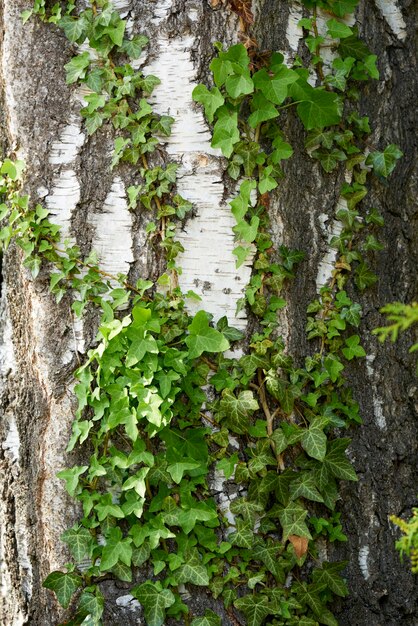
[0,1,417,625]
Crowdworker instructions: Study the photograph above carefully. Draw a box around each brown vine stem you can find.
[312,6,326,84]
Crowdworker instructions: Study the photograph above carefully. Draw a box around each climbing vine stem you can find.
[0,0,403,624]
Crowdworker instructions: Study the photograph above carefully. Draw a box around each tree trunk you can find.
[0,1,416,625]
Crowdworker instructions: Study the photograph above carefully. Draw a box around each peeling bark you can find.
[0,1,417,625]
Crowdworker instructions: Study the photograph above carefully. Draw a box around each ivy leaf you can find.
[253,539,283,577]
[331,0,359,17]
[253,66,298,105]
[61,526,93,562]
[248,92,278,128]
[301,427,327,461]
[233,215,260,243]
[191,610,221,626]
[312,561,349,597]
[225,71,254,99]
[342,335,366,360]
[233,141,262,177]
[64,52,90,84]
[355,262,377,290]
[270,138,293,163]
[289,472,324,503]
[211,108,240,157]
[176,548,210,586]
[290,82,341,130]
[185,310,230,359]
[365,144,403,178]
[121,34,149,59]
[216,316,244,341]
[78,588,104,621]
[100,527,132,571]
[234,594,271,626]
[59,16,87,42]
[57,465,88,497]
[167,461,201,484]
[132,582,175,626]
[219,389,259,434]
[338,34,371,60]
[192,85,225,123]
[326,19,353,39]
[324,438,358,481]
[229,520,254,548]
[43,571,82,609]
[217,453,239,479]
[278,502,312,541]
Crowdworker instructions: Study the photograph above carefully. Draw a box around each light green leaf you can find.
[225,71,254,99]
[167,461,201,484]
[57,465,88,497]
[64,52,90,84]
[100,527,132,571]
[211,108,240,157]
[326,18,353,39]
[192,85,225,123]
[342,335,366,360]
[248,92,278,128]
[185,310,230,359]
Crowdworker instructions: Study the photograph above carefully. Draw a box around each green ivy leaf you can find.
[253,66,298,105]
[289,472,324,503]
[43,571,82,609]
[365,144,403,178]
[176,548,210,586]
[211,108,240,157]
[64,52,90,84]
[219,389,259,434]
[326,18,353,39]
[61,525,93,562]
[167,461,201,484]
[185,310,230,359]
[191,610,221,626]
[323,438,358,481]
[121,34,149,59]
[301,427,327,461]
[59,16,87,42]
[278,502,312,541]
[132,582,175,626]
[312,561,349,597]
[225,71,254,99]
[57,465,88,497]
[234,594,271,626]
[248,92,278,128]
[99,527,132,571]
[78,588,104,621]
[342,335,366,360]
[290,82,341,130]
[192,85,225,123]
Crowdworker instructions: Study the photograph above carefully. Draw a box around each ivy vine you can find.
[0,1,403,625]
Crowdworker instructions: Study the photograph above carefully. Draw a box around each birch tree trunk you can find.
[0,1,417,625]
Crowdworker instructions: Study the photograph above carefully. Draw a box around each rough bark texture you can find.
[0,1,417,625]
